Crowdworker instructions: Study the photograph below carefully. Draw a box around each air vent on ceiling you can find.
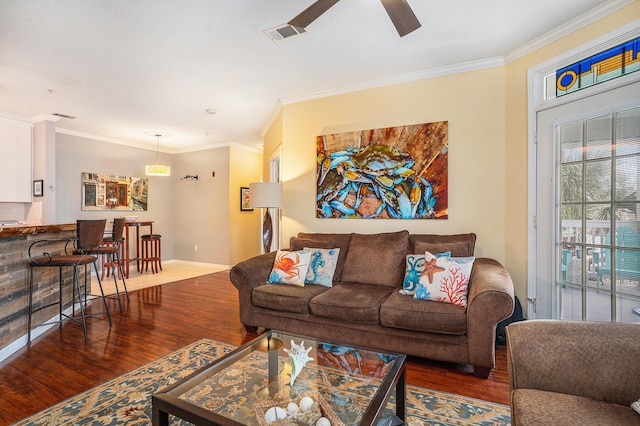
[52,113,76,119]
[263,24,307,42]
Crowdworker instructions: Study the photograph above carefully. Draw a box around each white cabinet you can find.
[0,116,32,202]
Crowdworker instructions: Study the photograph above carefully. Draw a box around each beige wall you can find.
[266,2,640,307]
[229,145,263,263]
[278,66,507,263]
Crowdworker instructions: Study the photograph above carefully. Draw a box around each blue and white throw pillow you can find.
[401,251,451,295]
[304,247,340,287]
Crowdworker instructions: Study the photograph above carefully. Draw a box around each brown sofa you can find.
[230,230,515,378]
[507,320,640,425]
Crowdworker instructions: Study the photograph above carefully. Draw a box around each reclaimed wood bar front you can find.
[0,223,81,356]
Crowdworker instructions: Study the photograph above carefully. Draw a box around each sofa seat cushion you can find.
[309,282,394,324]
[252,284,328,314]
[341,230,409,287]
[379,291,467,335]
[511,389,640,426]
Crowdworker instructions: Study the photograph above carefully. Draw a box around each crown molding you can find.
[280,57,505,106]
[55,127,262,154]
[504,0,635,63]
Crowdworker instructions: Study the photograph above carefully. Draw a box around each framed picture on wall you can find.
[240,187,252,211]
[33,180,43,197]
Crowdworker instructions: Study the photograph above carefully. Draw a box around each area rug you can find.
[13,339,511,426]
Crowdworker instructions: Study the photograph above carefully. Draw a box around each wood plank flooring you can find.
[0,271,509,425]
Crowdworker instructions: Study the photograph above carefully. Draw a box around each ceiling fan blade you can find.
[288,0,340,28]
[380,0,421,37]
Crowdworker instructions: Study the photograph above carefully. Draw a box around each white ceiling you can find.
[0,0,630,152]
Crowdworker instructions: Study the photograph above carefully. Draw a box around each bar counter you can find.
[0,222,80,356]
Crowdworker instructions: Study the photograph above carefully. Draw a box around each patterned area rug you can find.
[13,339,511,426]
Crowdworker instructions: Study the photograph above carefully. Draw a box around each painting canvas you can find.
[316,121,448,219]
[81,172,148,211]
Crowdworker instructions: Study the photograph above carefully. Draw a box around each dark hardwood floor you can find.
[0,271,509,425]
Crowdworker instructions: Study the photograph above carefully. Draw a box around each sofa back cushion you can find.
[341,230,409,287]
[410,233,477,257]
[297,233,352,281]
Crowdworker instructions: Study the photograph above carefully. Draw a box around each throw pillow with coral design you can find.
[414,251,474,307]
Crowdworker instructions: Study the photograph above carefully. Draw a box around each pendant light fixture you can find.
[145,133,171,176]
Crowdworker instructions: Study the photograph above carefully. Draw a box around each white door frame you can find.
[269,145,282,251]
[527,19,640,318]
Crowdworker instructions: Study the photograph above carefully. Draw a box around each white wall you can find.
[55,133,263,265]
[172,147,231,264]
[56,132,176,260]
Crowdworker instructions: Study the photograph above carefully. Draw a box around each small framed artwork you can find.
[240,187,253,211]
[33,180,43,197]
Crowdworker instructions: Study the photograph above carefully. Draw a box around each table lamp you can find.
[249,182,283,253]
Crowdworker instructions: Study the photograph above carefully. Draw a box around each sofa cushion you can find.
[380,291,467,334]
[252,284,328,314]
[414,252,475,307]
[309,282,394,324]
[298,233,352,281]
[267,250,312,286]
[409,233,476,257]
[304,247,340,287]
[341,231,409,287]
[512,389,640,426]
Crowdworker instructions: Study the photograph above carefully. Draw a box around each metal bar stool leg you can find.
[104,251,123,312]
[73,266,88,342]
[114,250,130,302]
[28,267,35,345]
[92,262,113,325]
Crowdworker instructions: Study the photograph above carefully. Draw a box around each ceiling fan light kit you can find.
[288,0,420,37]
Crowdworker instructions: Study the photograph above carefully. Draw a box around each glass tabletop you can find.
[152,330,406,426]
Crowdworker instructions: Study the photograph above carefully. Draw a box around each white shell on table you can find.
[284,340,314,386]
[299,396,314,412]
[264,406,287,424]
[286,402,300,414]
[316,417,331,426]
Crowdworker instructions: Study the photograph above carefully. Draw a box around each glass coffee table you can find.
[152,330,406,425]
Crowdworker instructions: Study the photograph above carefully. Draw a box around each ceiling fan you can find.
[288,0,421,37]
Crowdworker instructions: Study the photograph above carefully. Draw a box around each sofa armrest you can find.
[229,251,277,326]
[466,258,515,369]
[507,320,640,406]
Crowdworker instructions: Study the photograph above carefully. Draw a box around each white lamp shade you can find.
[249,182,282,208]
[145,164,171,176]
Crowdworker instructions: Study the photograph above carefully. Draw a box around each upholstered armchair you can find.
[507,320,640,425]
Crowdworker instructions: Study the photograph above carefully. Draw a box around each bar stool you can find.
[85,217,130,311]
[140,233,162,273]
[27,219,112,344]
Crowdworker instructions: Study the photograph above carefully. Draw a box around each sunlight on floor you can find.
[93,261,229,295]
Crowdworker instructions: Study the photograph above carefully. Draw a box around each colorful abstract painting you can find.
[316,121,448,219]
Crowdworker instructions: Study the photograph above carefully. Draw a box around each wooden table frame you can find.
[152,330,406,425]
[123,221,153,278]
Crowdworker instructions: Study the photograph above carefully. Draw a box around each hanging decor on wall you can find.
[316,121,448,219]
[81,172,148,211]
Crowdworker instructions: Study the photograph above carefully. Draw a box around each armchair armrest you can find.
[507,320,640,406]
[465,258,515,370]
